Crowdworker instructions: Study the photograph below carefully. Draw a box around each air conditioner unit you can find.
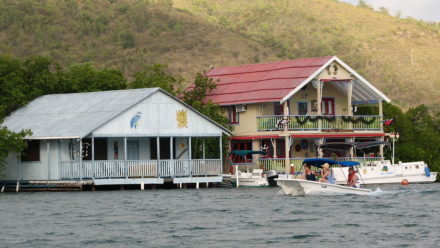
[235,104,247,112]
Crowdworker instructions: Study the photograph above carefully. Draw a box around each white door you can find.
[127,141,139,160]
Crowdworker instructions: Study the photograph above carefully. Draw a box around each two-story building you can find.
[204,56,391,173]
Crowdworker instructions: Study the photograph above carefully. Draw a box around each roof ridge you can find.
[40,87,160,97]
[208,56,333,73]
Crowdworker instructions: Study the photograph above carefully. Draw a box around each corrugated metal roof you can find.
[204,56,333,105]
[2,88,159,139]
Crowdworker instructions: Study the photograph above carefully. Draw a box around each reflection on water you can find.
[1,184,440,247]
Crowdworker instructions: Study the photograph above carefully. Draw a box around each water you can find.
[1,184,440,248]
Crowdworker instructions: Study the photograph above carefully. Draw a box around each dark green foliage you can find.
[383,103,440,176]
[130,64,183,95]
[0,127,31,174]
[182,72,229,128]
[0,55,128,173]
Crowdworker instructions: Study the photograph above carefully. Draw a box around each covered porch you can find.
[230,135,384,173]
[60,136,223,185]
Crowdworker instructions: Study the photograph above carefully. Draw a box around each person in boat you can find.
[319,163,335,184]
[302,164,316,181]
[347,167,359,188]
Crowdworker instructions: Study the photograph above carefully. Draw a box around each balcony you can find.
[257,115,382,131]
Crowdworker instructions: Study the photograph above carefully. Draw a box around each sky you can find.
[338,0,440,22]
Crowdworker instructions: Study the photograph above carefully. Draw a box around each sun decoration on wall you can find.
[176,110,188,128]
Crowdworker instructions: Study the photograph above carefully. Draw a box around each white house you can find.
[1,88,230,188]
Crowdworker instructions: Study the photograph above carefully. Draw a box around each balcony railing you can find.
[256,115,382,131]
[258,157,383,173]
[60,159,222,180]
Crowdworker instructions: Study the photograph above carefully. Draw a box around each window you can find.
[230,140,252,162]
[298,102,308,115]
[321,98,335,115]
[21,140,40,162]
[228,106,239,124]
[274,101,290,115]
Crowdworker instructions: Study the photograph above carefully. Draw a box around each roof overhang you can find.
[281,56,391,104]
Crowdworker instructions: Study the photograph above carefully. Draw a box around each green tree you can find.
[0,126,31,174]
[59,64,128,93]
[130,64,183,95]
[182,72,229,127]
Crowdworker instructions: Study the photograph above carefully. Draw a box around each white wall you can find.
[92,91,225,137]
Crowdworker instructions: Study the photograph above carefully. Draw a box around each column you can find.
[284,101,290,174]
[202,138,206,160]
[170,137,174,178]
[378,100,383,130]
[91,136,95,179]
[47,141,51,180]
[156,137,160,177]
[317,80,322,130]
[347,81,353,129]
[219,136,223,175]
[189,137,192,177]
[124,137,127,179]
[79,139,83,181]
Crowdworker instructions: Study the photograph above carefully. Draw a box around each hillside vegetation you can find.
[174,0,440,108]
[0,0,277,79]
[1,0,440,108]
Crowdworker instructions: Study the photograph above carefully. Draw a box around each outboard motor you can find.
[266,170,279,186]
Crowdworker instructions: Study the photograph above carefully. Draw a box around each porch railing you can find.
[61,159,222,180]
[259,157,383,173]
[257,115,382,131]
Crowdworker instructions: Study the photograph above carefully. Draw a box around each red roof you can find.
[204,56,333,105]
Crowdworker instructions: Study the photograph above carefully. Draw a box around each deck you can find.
[60,159,223,185]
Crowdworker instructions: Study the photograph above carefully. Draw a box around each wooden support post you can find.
[91,136,95,179]
[317,80,322,131]
[347,81,353,129]
[202,138,205,160]
[156,137,160,177]
[47,140,51,181]
[92,185,96,191]
[206,182,209,188]
[124,137,128,179]
[170,137,174,178]
[196,182,199,189]
[219,136,223,174]
[16,181,19,192]
[140,182,145,190]
[235,165,239,188]
[283,101,290,174]
[79,139,83,181]
[179,182,182,189]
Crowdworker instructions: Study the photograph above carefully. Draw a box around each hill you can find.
[1,0,440,108]
[0,0,277,79]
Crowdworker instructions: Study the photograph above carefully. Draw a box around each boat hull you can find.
[276,179,372,196]
[333,160,437,185]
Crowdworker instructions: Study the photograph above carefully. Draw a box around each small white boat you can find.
[333,160,437,185]
[277,178,372,196]
[276,158,372,196]
[233,169,269,187]
[319,142,438,185]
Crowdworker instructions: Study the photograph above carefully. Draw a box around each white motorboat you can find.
[333,160,437,185]
[277,178,372,196]
[319,142,438,185]
[233,169,269,187]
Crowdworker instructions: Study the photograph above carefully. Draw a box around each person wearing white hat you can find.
[319,163,332,183]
